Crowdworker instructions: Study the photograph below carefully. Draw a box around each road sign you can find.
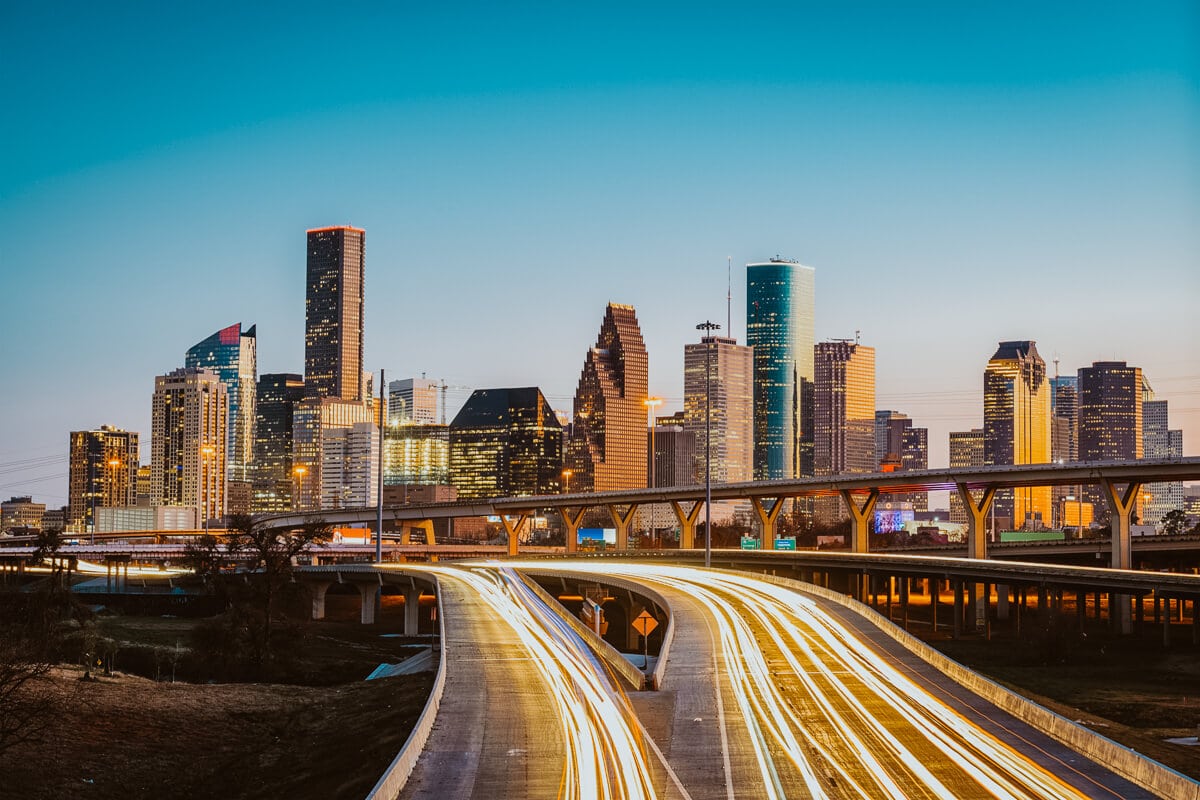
[632,610,658,637]
[740,536,759,550]
[775,537,796,551]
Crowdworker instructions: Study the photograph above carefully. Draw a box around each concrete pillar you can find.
[839,489,879,554]
[498,513,529,557]
[358,582,378,625]
[931,577,939,632]
[750,497,787,550]
[311,581,331,620]
[1103,479,1141,635]
[403,588,421,636]
[607,504,638,550]
[997,585,1009,621]
[559,507,587,554]
[671,500,704,550]
[955,484,997,560]
[952,580,963,639]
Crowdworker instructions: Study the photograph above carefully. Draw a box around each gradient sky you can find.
[2,2,1197,506]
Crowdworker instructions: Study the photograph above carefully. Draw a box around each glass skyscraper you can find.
[450,387,563,499]
[983,341,1052,529]
[185,323,257,483]
[305,226,365,402]
[746,259,815,480]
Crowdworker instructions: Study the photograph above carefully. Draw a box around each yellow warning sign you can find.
[632,610,658,637]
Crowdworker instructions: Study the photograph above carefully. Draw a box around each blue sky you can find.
[2,2,1197,505]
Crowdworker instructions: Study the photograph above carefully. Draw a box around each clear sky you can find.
[2,2,1197,507]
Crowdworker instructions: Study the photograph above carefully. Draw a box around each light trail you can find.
[527,562,1096,800]
[394,563,657,800]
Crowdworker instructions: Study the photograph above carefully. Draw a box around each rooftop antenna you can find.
[855,329,861,345]
[726,256,732,340]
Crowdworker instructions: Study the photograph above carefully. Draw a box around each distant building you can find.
[291,397,373,510]
[96,505,198,533]
[68,426,140,533]
[683,335,753,484]
[813,341,875,522]
[1,496,45,532]
[321,421,380,508]
[185,323,257,482]
[874,411,928,511]
[567,304,648,492]
[746,259,815,480]
[384,423,449,486]
[948,428,984,524]
[254,373,305,512]
[388,378,440,425]
[1142,398,1184,526]
[983,341,1051,529]
[305,226,365,402]
[451,387,562,499]
[649,424,699,488]
[150,368,227,524]
[1077,361,1143,523]
[41,506,68,533]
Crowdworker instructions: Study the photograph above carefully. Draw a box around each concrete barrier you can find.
[756,572,1200,800]
[364,578,448,800]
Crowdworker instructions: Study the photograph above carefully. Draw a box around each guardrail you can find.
[758,572,1200,800]
[364,577,448,800]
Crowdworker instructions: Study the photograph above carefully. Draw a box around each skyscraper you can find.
[185,323,257,482]
[384,423,450,486]
[321,421,380,509]
[746,259,815,480]
[1049,374,1079,526]
[813,341,876,522]
[388,377,440,425]
[983,341,1052,529]
[253,373,304,512]
[305,226,365,402]
[291,397,374,510]
[1075,360,1144,523]
[683,335,754,484]
[948,428,985,524]
[68,426,139,532]
[874,410,929,511]
[450,387,563,499]
[1142,398,1184,526]
[567,303,649,492]
[150,368,228,524]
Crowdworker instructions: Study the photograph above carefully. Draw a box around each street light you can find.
[200,445,215,535]
[293,465,308,512]
[643,397,663,489]
[697,320,721,567]
[561,468,573,494]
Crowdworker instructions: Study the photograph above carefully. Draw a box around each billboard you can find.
[578,527,617,546]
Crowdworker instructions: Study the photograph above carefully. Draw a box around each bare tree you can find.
[0,589,73,758]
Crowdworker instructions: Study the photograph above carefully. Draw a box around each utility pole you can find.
[697,320,721,567]
[376,368,385,564]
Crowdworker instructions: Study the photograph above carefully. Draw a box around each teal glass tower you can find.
[185,323,257,482]
[746,259,815,480]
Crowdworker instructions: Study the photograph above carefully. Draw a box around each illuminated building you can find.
[746,258,815,480]
[150,368,228,524]
[291,397,374,510]
[1141,398,1183,526]
[388,377,440,425]
[983,341,1051,529]
[813,341,875,523]
[649,424,698,488]
[1049,375,1079,526]
[1077,360,1142,523]
[305,226,365,402]
[68,426,139,533]
[684,335,753,484]
[2,497,45,532]
[450,387,562,499]
[567,304,648,492]
[253,373,305,512]
[384,423,449,486]
[948,428,984,525]
[874,410,929,511]
[321,421,379,508]
[185,323,257,482]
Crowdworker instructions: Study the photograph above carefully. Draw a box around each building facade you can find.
[450,387,563,499]
[253,373,305,512]
[291,397,374,510]
[948,428,985,524]
[746,259,815,480]
[648,424,699,488]
[305,226,365,402]
[68,426,140,532]
[683,335,753,484]
[983,341,1051,529]
[388,377,440,425]
[1,496,46,532]
[1142,398,1184,527]
[874,410,929,511]
[185,323,257,482]
[1077,360,1143,523]
[384,423,450,486]
[149,368,228,524]
[813,341,876,522]
[321,421,380,508]
[567,304,649,492]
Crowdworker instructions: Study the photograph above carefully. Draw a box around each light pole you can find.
[561,468,573,494]
[293,465,307,512]
[697,320,720,567]
[644,396,663,549]
[200,445,215,535]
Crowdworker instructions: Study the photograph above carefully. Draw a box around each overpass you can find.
[259,458,1200,570]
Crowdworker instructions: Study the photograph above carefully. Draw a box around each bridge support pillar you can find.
[1103,479,1141,634]
[839,489,879,554]
[952,580,963,639]
[607,504,638,550]
[997,584,1009,621]
[750,497,787,550]
[955,484,997,560]
[498,513,530,557]
[358,581,380,625]
[671,501,704,550]
[404,588,421,636]
[311,581,331,620]
[559,507,587,554]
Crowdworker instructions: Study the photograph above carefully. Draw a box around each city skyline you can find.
[2,4,1197,506]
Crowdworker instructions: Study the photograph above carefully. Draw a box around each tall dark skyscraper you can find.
[746,259,815,480]
[1077,360,1143,523]
[186,323,257,483]
[253,373,304,512]
[450,387,563,499]
[305,226,365,402]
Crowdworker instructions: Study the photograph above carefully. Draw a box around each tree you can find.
[1160,508,1187,536]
